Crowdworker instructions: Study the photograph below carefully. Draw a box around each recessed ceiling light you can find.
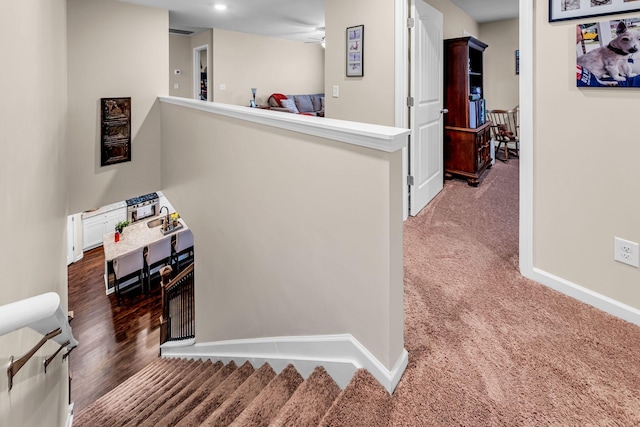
[214,4,227,11]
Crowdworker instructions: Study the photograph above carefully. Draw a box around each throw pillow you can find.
[280,98,299,113]
[269,93,288,107]
[311,95,323,112]
[294,95,314,113]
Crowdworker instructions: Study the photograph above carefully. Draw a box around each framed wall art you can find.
[346,25,364,77]
[550,0,640,23]
[100,97,131,166]
[576,17,640,87]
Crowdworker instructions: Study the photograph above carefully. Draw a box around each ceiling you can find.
[120,0,518,42]
[449,0,519,24]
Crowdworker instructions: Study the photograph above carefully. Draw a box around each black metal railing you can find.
[160,263,195,344]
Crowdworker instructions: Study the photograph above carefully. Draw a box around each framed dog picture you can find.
[576,17,640,87]
[551,0,640,22]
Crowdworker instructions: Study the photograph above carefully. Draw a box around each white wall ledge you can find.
[158,96,410,153]
[0,292,78,349]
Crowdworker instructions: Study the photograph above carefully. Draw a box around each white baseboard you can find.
[66,402,74,427]
[527,267,640,326]
[160,334,408,393]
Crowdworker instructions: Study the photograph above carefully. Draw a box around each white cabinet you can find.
[82,207,127,251]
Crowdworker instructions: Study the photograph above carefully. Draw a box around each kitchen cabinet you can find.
[443,36,491,186]
[82,206,127,251]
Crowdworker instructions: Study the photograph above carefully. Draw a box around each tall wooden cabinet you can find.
[443,37,491,187]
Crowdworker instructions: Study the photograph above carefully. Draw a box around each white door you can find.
[409,0,444,216]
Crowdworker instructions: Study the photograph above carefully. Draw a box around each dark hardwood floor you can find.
[68,247,162,412]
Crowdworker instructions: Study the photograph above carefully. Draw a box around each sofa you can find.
[267,93,325,117]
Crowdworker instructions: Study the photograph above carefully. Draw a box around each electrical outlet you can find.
[614,237,639,267]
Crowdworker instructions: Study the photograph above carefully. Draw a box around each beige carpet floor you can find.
[393,159,640,425]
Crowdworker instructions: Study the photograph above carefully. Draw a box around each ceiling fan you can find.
[306,35,325,44]
[305,27,325,48]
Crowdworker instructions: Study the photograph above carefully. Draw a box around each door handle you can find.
[440,108,449,114]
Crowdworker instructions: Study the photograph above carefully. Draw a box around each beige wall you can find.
[480,18,520,110]
[324,0,396,126]
[534,6,640,310]
[169,34,193,98]
[66,0,168,214]
[160,103,404,369]
[212,29,325,106]
[424,0,479,39]
[0,0,70,425]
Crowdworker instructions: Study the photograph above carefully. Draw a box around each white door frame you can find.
[518,0,533,278]
[193,44,209,101]
[395,0,409,220]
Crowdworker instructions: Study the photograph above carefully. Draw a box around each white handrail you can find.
[0,292,78,349]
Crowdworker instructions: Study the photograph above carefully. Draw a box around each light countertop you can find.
[103,216,188,262]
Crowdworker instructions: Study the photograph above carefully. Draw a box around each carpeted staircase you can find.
[73,358,390,427]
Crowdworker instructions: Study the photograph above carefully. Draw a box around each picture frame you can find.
[576,17,640,87]
[549,0,640,23]
[346,25,364,77]
[100,97,131,166]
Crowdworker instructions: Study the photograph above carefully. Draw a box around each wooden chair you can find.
[113,247,144,305]
[145,237,173,292]
[487,109,519,161]
[173,229,194,273]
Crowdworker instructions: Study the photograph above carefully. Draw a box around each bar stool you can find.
[145,237,173,292]
[113,247,144,305]
[173,229,194,273]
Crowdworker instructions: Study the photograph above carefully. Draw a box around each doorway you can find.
[193,44,209,101]
[407,0,444,216]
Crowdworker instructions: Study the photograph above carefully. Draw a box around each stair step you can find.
[123,360,222,427]
[229,364,303,427]
[269,366,341,427]
[174,361,255,427]
[318,369,391,427]
[74,358,183,426]
[201,363,276,426]
[142,361,238,427]
[111,359,204,425]
[76,358,384,427]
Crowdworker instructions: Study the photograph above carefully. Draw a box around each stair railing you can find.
[0,292,78,390]
[159,263,195,345]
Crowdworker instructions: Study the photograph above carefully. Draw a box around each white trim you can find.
[396,0,410,220]
[160,334,409,393]
[519,0,534,277]
[66,403,74,427]
[530,267,640,326]
[159,96,409,153]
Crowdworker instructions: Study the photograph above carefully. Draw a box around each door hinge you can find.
[407,18,415,28]
[407,96,414,107]
[407,175,415,186]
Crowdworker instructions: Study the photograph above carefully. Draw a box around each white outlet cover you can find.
[614,237,639,267]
